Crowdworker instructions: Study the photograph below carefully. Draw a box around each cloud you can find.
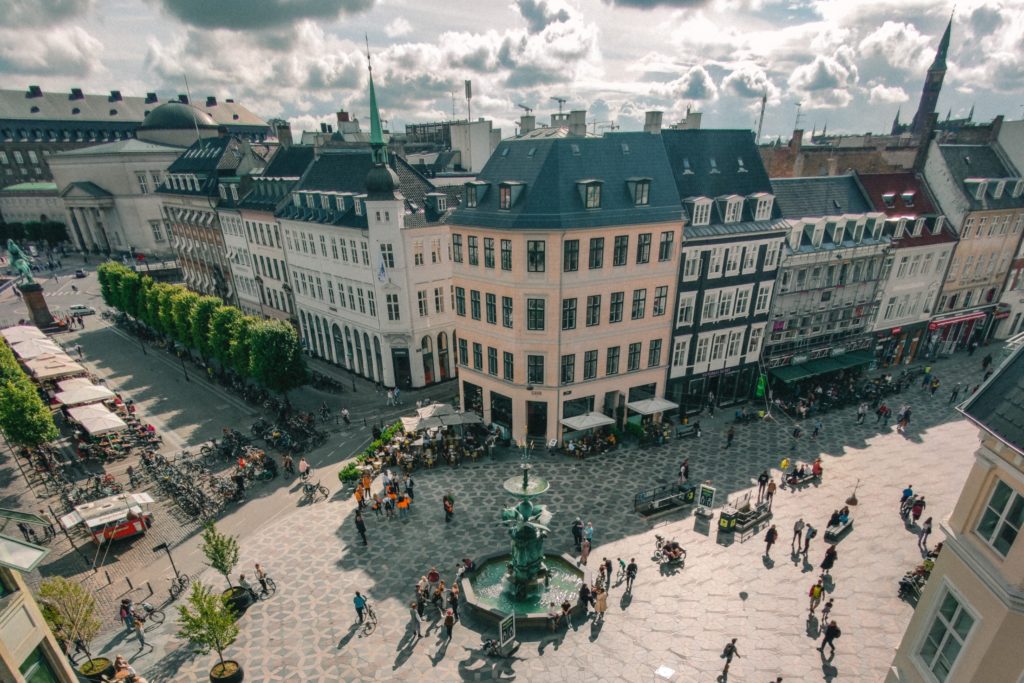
[868,84,909,104]
[384,17,412,38]
[601,0,710,7]
[858,21,931,71]
[651,64,718,101]
[0,25,103,76]
[721,63,776,99]
[517,0,570,33]
[153,0,373,31]
[788,46,858,107]
[0,0,93,26]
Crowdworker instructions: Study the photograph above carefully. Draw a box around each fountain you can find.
[461,459,584,624]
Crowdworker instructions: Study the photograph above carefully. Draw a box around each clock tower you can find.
[909,15,952,137]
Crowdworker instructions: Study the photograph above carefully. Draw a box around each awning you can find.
[929,311,987,329]
[770,349,876,383]
[1,325,46,344]
[417,402,457,419]
[401,415,442,432]
[626,397,679,415]
[0,534,49,572]
[11,338,63,359]
[66,403,127,436]
[57,377,94,392]
[24,354,86,380]
[439,412,482,426]
[561,411,616,431]
[55,384,116,407]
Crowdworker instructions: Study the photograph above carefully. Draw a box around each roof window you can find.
[900,191,914,207]
[498,181,525,210]
[500,147,510,157]
[626,178,651,206]
[990,180,1005,199]
[709,157,719,174]
[527,147,536,157]
[881,193,896,209]
[1013,180,1024,198]
[571,144,581,156]
[621,143,630,155]
[737,157,747,173]
[576,180,603,209]
[682,158,693,175]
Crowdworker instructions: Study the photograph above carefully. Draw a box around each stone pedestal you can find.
[20,283,57,328]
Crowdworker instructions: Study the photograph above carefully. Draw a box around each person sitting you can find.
[827,510,841,528]
[838,508,849,525]
[664,541,684,561]
[238,574,256,598]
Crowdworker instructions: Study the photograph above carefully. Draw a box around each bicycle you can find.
[300,480,329,504]
[138,601,164,625]
[168,574,190,601]
[256,575,278,599]
[361,602,378,633]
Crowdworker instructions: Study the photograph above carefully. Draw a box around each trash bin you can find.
[680,484,697,504]
[719,506,737,531]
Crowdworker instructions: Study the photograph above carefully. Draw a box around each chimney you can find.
[519,114,535,134]
[145,92,158,104]
[26,85,42,98]
[337,110,350,123]
[206,95,217,107]
[275,120,292,148]
[551,112,569,128]
[178,94,189,104]
[327,124,333,133]
[568,110,587,137]
[790,129,804,153]
[69,88,84,100]
[990,114,1004,143]
[320,122,328,133]
[644,111,663,134]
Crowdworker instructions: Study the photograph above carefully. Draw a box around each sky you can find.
[1,0,1023,141]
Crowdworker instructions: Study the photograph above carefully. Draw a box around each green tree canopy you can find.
[200,522,239,588]
[38,577,102,661]
[116,269,142,318]
[170,290,200,346]
[247,320,307,394]
[191,296,222,358]
[176,581,239,670]
[209,306,242,368]
[229,316,257,377]
[96,262,122,308]
[154,283,177,337]
[0,378,58,448]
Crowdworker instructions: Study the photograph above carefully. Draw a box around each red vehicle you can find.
[60,493,154,544]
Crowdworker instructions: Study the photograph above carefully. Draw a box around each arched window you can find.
[437,331,450,381]
[374,337,384,386]
[344,326,355,370]
[352,329,364,375]
[332,324,345,368]
[421,335,435,385]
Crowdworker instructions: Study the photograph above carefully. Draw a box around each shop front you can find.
[766,341,876,399]
[665,362,757,416]
[874,321,928,367]
[923,309,992,357]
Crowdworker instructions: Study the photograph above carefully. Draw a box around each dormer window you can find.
[577,180,602,209]
[901,191,915,207]
[690,198,712,226]
[882,193,896,209]
[466,185,477,208]
[868,217,882,240]
[464,180,489,208]
[974,181,987,200]
[292,194,301,208]
[355,195,365,216]
[991,180,1005,199]
[832,223,845,244]
[1013,180,1024,198]
[913,217,925,236]
[723,197,742,223]
[753,195,774,221]
[812,223,825,247]
[626,178,651,206]
[230,185,239,201]
[894,218,906,239]
[932,215,945,235]
[737,157,747,173]
[498,181,524,210]
[852,220,865,243]
[320,194,331,209]
[218,185,227,200]
[682,158,693,175]
[709,157,719,174]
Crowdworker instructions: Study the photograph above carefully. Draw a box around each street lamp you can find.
[152,542,182,580]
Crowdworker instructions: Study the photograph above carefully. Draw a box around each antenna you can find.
[465,80,472,121]
[755,87,768,143]
[516,103,533,114]
[597,121,619,133]
[183,73,202,147]
[451,90,456,119]
[550,96,567,114]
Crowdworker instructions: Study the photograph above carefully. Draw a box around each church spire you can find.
[891,107,902,135]
[363,35,399,200]
[931,13,953,71]
[910,13,952,137]
[366,35,387,166]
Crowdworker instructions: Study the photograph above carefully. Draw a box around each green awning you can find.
[769,364,816,383]
[770,350,876,383]
[835,349,875,369]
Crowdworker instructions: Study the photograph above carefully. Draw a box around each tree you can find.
[117,269,142,318]
[176,582,240,675]
[135,276,155,327]
[191,296,222,359]
[154,283,177,337]
[209,306,242,368]
[200,523,239,588]
[247,320,307,394]
[229,316,257,378]
[37,577,103,663]
[0,378,58,448]
[96,262,122,309]
[170,290,200,346]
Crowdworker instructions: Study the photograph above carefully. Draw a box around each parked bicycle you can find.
[300,480,329,504]
[137,601,164,625]
[168,574,191,601]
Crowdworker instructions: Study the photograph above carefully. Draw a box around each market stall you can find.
[59,492,154,544]
[24,353,86,381]
[0,325,46,344]
[66,403,127,436]
[11,337,63,359]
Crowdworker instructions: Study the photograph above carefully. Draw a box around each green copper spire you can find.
[931,14,952,71]
[366,36,387,165]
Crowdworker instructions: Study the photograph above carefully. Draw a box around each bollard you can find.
[126,577,134,590]
[105,570,112,586]
[352,380,357,392]
[363,417,367,427]
[146,581,153,599]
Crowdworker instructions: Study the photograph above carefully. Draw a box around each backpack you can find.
[833,627,842,639]
[807,527,817,539]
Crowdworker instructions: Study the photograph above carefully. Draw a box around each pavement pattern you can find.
[81,348,994,683]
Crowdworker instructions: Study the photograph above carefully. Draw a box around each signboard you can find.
[499,613,515,647]
[698,484,716,509]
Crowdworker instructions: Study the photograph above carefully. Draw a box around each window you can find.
[361,242,369,265]
[648,339,662,367]
[501,239,512,270]
[488,347,498,376]
[613,235,628,266]
[455,287,466,316]
[976,480,1023,556]
[683,252,701,279]
[677,294,694,325]
[418,291,428,317]
[502,296,513,328]
[747,327,762,356]
[561,354,575,384]
[723,199,740,223]
[710,333,725,361]
[606,346,620,375]
[527,355,544,384]
[627,342,641,371]
[18,645,62,683]
[609,292,624,323]
[755,285,771,313]
[470,290,481,320]
[586,295,601,327]
[734,289,750,317]
[503,352,514,381]
[694,336,710,364]
[918,589,975,682]
[484,293,496,324]
[458,339,468,365]
[631,289,647,319]
[484,238,494,268]
[380,243,395,268]
[357,288,366,314]
[527,240,545,272]
[468,236,479,265]
[589,237,604,269]
[653,286,668,316]
[658,231,674,261]
[562,298,577,330]
[755,196,773,220]
[702,291,719,320]
[636,233,652,263]
[340,239,349,261]
[897,256,909,278]
[452,234,463,263]
[150,220,164,242]
[583,182,602,209]
[473,343,483,370]
[466,184,478,208]
[718,291,734,318]
[563,240,579,272]
[320,235,328,257]
[633,179,650,205]
[527,298,545,330]
[434,287,444,313]
[726,330,742,357]
[136,172,149,194]
[499,185,512,209]
[386,293,399,319]
[672,339,688,367]
[691,200,711,225]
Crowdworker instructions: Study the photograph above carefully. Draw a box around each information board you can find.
[499,613,515,646]
[698,484,716,509]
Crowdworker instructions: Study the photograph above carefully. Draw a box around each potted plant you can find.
[177,582,243,683]
[36,577,109,681]
[200,522,251,615]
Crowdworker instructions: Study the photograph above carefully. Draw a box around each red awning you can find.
[929,311,987,329]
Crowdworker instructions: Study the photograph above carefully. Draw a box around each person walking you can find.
[930,377,940,396]
[578,583,592,616]
[131,609,147,649]
[876,402,889,424]
[353,591,368,623]
[571,517,584,551]
[725,426,735,448]
[354,510,367,545]
[405,474,415,502]
[119,599,134,633]
[443,608,455,640]
[678,458,690,484]
[720,638,740,677]
[625,558,637,591]
[757,470,769,501]
[764,525,778,558]
[298,456,310,480]
[765,479,777,510]
[821,598,834,623]
[448,585,460,622]
[789,425,802,451]
[949,382,962,404]
[856,402,867,424]
[603,557,613,592]
[585,521,595,545]
[820,544,838,575]
[921,366,932,389]
[808,579,824,613]
[818,620,841,656]
[900,484,914,512]
[792,518,805,553]
[911,496,926,523]
[443,493,454,523]
[409,601,423,638]
[918,517,933,551]
[594,587,608,622]
[897,406,912,432]
[982,353,993,371]
[803,524,817,555]
[812,419,823,439]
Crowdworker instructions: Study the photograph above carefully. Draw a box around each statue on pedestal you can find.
[6,239,35,285]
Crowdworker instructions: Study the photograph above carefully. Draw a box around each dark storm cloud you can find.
[0,0,93,26]
[154,0,373,31]
[517,0,570,33]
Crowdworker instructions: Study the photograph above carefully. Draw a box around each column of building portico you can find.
[69,207,97,251]
[80,208,109,253]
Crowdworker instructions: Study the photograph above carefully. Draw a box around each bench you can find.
[824,519,853,542]
[675,422,701,439]
[784,464,820,489]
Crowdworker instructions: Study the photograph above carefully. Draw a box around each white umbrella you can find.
[66,404,127,436]
[626,397,679,415]
[11,338,63,359]
[1,325,46,344]
[417,402,456,419]
[55,384,117,407]
[560,411,615,431]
